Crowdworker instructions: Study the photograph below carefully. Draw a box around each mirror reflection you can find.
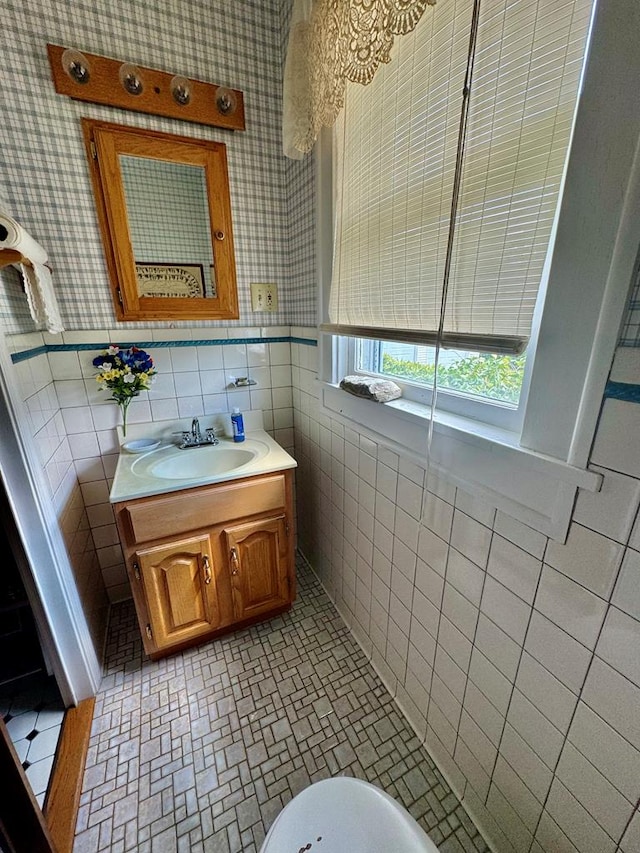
[119,156,217,299]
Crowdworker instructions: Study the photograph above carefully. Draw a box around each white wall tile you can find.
[595,605,640,687]
[422,492,453,541]
[62,406,95,435]
[196,346,224,370]
[398,456,424,487]
[411,588,440,639]
[619,811,640,853]
[545,779,617,853]
[493,510,547,560]
[515,652,577,735]
[455,487,496,528]
[409,619,436,666]
[416,525,449,575]
[486,783,533,852]
[611,548,640,620]
[432,651,465,715]
[358,450,377,487]
[80,480,110,506]
[375,492,396,533]
[450,511,492,569]
[581,658,640,750]
[437,615,473,674]
[567,701,640,803]
[507,688,565,770]
[396,474,423,520]
[535,812,580,853]
[430,673,462,731]
[74,457,105,483]
[474,614,521,681]
[48,351,82,380]
[487,534,542,604]
[545,523,623,599]
[454,737,491,801]
[469,648,512,716]
[591,398,640,479]
[442,583,479,641]
[55,379,89,407]
[463,679,505,747]
[414,558,444,608]
[534,565,608,648]
[573,466,640,543]
[446,549,484,607]
[481,576,531,645]
[394,508,420,554]
[458,711,498,769]
[629,510,640,550]
[555,742,632,844]
[169,346,198,373]
[524,612,591,695]
[375,462,397,501]
[498,723,553,804]
[492,757,543,831]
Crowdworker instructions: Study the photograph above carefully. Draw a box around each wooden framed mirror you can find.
[82,119,239,322]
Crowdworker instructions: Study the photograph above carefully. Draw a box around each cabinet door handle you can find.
[230,547,239,575]
[203,554,212,585]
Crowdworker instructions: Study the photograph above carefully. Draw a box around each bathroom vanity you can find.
[110,429,297,659]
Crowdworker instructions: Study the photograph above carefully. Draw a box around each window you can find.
[322,0,594,353]
[316,0,640,539]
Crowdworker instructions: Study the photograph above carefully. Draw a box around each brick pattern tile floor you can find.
[74,558,488,853]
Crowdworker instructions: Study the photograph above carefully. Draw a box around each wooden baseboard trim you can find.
[43,697,95,853]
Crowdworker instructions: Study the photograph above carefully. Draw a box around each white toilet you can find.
[260,777,441,853]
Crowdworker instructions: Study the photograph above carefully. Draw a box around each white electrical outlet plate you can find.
[250,282,278,312]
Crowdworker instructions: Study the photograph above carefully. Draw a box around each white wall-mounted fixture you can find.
[170,75,191,106]
[118,62,144,95]
[61,47,91,84]
[251,282,278,312]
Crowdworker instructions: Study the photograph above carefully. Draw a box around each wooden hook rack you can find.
[0,249,28,269]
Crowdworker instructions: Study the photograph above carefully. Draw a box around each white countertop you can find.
[110,429,297,503]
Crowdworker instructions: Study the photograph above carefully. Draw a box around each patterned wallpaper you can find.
[0,0,317,334]
[620,255,640,347]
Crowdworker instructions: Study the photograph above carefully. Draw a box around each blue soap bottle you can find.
[231,407,245,442]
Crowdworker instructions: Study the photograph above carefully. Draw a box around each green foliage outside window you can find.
[381,352,526,404]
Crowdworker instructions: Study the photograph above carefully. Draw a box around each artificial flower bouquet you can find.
[92,345,156,436]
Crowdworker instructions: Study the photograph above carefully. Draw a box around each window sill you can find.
[320,382,601,542]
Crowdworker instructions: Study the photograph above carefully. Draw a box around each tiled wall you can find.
[8,327,299,602]
[6,332,110,656]
[292,334,640,853]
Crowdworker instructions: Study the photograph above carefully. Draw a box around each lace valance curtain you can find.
[283,0,436,159]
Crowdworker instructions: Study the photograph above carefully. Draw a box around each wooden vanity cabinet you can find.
[113,469,295,658]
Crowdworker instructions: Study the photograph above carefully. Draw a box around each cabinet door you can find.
[136,534,219,651]
[224,515,290,622]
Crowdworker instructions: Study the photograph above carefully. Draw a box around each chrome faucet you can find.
[177,418,220,449]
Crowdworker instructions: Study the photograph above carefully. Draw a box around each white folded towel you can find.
[0,211,64,333]
[19,262,64,334]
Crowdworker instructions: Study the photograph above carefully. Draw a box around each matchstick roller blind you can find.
[325,0,594,354]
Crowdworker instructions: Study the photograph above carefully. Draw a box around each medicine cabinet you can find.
[82,119,239,322]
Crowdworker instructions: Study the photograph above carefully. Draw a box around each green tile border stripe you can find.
[604,380,640,404]
[11,336,317,364]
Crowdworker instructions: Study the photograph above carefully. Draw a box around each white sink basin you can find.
[110,430,297,503]
[130,439,268,482]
